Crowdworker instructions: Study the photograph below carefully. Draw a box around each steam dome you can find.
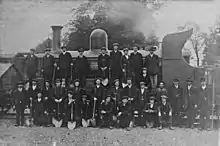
[90,29,108,52]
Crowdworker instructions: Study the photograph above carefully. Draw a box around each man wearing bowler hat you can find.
[57,46,72,81]
[25,48,38,83]
[41,47,55,82]
[130,44,143,88]
[183,77,198,128]
[168,77,183,127]
[198,77,211,130]
[98,47,110,83]
[143,46,160,89]
[110,43,122,82]
[75,48,90,87]
[12,81,26,127]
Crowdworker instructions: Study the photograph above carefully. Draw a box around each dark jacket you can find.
[143,102,158,113]
[25,54,38,77]
[122,85,138,102]
[144,54,160,75]
[120,55,131,72]
[168,85,183,110]
[91,85,104,102]
[52,86,65,100]
[107,87,123,103]
[138,88,150,103]
[13,88,26,110]
[58,52,72,69]
[158,102,172,115]
[75,55,90,77]
[197,86,211,110]
[183,85,197,110]
[130,52,143,74]
[110,51,122,70]
[42,54,55,74]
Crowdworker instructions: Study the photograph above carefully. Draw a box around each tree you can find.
[63,0,160,51]
[178,22,208,67]
[35,38,52,53]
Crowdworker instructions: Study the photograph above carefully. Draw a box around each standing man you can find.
[198,77,211,131]
[98,47,110,87]
[58,46,72,81]
[25,48,38,83]
[168,78,183,127]
[130,44,143,88]
[121,47,131,86]
[41,48,55,82]
[144,46,160,89]
[110,43,122,83]
[183,78,198,129]
[13,81,26,127]
[75,48,90,88]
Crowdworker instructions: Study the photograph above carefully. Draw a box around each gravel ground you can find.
[0,119,219,146]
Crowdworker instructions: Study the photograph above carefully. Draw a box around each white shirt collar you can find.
[32,85,36,90]
[150,54,153,57]
[97,85,100,88]
[62,52,66,55]
[175,85,179,88]
[188,85,192,89]
[128,85,132,88]
[202,85,206,90]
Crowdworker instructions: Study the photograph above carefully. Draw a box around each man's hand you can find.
[71,63,74,66]
[169,112,172,116]
[195,104,198,108]
[55,99,59,102]
[101,110,106,114]
[122,69,126,72]
[94,97,97,101]
[118,112,122,116]
[158,112,161,117]
[44,97,48,100]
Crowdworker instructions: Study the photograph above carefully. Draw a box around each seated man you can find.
[117,96,133,131]
[100,95,114,129]
[34,91,50,126]
[143,95,158,128]
[158,95,174,130]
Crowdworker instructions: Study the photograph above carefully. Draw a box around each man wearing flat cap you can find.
[168,77,183,127]
[117,95,133,130]
[121,47,131,85]
[143,95,158,128]
[42,47,55,82]
[57,46,72,82]
[110,42,122,82]
[143,46,160,89]
[197,77,211,130]
[158,95,174,130]
[25,48,38,83]
[98,47,110,83]
[91,77,105,126]
[75,48,90,87]
[130,44,143,87]
[183,77,198,129]
[100,94,114,129]
[12,81,26,126]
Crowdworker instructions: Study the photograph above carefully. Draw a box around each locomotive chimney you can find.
[51,25,63,52]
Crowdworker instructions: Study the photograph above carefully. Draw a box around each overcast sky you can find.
[0,0,220,54]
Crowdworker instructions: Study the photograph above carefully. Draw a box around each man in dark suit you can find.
[98,47,110,81]
[13,81,26,127]
[130,45,143,88]
[138,81,150,109]
[41,48,55,82]
[144,46,160,89]
[121,47,131,85]
[91,77,105,126]
[183,78,198,128]
[75,48,90,88]
[58,46,72,81]
[168,78,183,127]
[158,95,174,130]
[25,48,38,83]
[198,77,211,131]
[110,43,122,82]
[140,67,150,89]
[143,96,158,128]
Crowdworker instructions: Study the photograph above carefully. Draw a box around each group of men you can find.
[12,43,212,131]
